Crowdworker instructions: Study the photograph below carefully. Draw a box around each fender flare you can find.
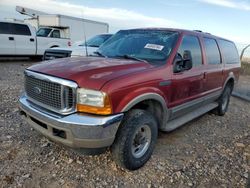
[121,93,167,112]
[223,72,235,91]
[121,93,169,127]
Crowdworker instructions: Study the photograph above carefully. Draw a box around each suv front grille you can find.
[24,71,77,114]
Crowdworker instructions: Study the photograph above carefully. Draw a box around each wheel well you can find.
[129,100,164,128]
[226,78,234,92]
[50,45,59,48]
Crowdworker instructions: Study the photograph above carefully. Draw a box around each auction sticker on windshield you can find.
[144,44,164,51]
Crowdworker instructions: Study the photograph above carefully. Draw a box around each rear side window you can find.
[0,22,31,36]
[204,38,221,64]
[0,22,11,34]
[218,39,240,64]
[12,23,31,36]
[50,30,60,38]
[178,35,203,67]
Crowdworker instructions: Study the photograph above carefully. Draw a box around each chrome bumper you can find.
[19,95,124,148]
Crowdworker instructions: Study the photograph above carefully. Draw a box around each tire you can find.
[214,85,232,116]
[111,109,158,170]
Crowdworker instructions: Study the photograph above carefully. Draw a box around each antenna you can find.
[81,10,88,56]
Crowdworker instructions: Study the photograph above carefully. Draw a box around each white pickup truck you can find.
[0,21,70,57]
[43,34,113,60]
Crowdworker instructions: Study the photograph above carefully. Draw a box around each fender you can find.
[121,92,167,112]
[222,71,235,91]
[119,91,170,129]
[47,42,62,49]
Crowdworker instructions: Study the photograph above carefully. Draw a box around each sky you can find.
[0,0,250,56]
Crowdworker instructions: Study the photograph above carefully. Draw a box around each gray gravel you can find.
[233,75,250,102]
[0,60,249,188]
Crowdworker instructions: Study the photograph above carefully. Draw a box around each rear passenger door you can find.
[0,22,15,55]
[202,38,223,94]
[170,35,205,116]
[12,23,36,55]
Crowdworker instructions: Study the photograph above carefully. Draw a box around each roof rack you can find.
[193,30,211,35]
[193,30,202,33]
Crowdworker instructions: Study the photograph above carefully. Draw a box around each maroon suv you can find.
[19,28,240,170]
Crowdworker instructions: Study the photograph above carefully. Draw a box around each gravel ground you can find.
[0,61,249,188]
[233,75,250,102]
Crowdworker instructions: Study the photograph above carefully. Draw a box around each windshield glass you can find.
[98,30,179,64]
[36,28,52,37]
[79,34,112,47]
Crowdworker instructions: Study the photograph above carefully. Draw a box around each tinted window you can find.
[80,34,112,47]
[36,28,52,37]
[51,30,60,38]
[178,35,202,67]
[0,22,11,34]
[218,39,240,64]
[204,38,221,64]
[12,24,31,36]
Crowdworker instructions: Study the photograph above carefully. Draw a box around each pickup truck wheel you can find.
[111,109,158,170]
[215,86,232,116]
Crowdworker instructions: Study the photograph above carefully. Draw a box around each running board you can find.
[162,102,218,132]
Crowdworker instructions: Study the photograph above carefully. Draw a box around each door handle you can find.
[9,37,14,41]
[203,72,207,79]
[30,38,35,42]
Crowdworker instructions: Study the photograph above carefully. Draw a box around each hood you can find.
[28,57,152,90]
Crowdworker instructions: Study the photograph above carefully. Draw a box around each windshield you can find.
[79,34,112,47]
[36,28,52,37]
[97,30,179,64]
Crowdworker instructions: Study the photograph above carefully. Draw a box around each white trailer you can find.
[37,15,109,42]
[16,6,109,43]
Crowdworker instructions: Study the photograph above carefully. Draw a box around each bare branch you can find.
[240,44,250,61]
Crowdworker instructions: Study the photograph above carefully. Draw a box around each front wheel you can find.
[111,109,158,170]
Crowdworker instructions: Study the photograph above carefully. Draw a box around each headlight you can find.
[77,88,112,115]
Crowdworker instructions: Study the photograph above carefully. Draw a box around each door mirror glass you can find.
[173,51,193,73]
[183,50,192,70]
[173,53,184,73]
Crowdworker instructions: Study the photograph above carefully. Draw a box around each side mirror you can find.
[173,51,193,73]
[183,50,192,70]
[173,53,184,73]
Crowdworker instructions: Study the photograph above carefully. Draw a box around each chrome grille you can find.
[24,70,77,114]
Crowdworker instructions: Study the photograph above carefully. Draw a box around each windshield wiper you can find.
[93,51,107,58]
[117,54,149,64]
[88,45,99,47]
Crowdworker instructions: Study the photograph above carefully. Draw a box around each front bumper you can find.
[19,95,123,148]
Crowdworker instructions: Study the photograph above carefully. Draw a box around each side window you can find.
[178,35,202,67]
[51,30,60,38]
[204,38,221,64]
[0,22,11,34]
[12,24,31,36]
[218,39,240,64]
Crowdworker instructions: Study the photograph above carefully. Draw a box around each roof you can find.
[120,27,233,43]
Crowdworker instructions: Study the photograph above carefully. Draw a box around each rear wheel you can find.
[215,86,232,116]
[111,109,158,170]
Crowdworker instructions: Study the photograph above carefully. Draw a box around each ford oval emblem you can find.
[33,86,42,94]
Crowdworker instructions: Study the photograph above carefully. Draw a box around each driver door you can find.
[169,35,205,119]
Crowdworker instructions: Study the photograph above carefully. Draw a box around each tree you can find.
[240,44,250,61]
